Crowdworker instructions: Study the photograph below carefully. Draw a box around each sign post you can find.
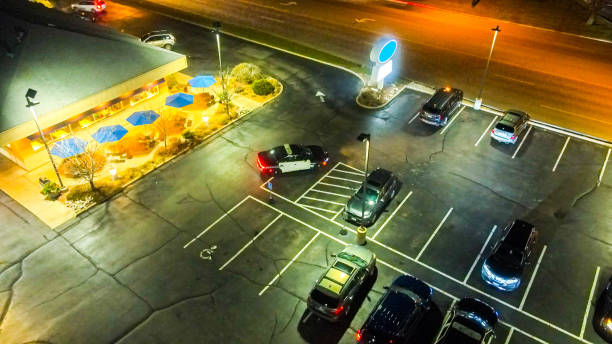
[267,181,274,204]
[368,38,398,90]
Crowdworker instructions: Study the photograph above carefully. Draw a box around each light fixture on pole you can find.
[212,21,230,117]
[474,25,500,110]
[356,133,371,245]
[25,88,65,189]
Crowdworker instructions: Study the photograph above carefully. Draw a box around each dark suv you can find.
[343,168,400,226]
[434,298,498,344]
[307,245,376,322]
[490,110,530,144]
[481,220,537,291]
[419,87,463,127]
[356,275,432,343]
[593,275,612,342]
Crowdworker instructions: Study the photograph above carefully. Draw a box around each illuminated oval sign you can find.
[377,40,397,63]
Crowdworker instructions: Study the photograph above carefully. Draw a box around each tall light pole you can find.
[474,25,500,110]
[212,21,230,117]
[25,88,64,188]
[356,133,370,245]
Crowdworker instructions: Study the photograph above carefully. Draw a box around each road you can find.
[119,0,612,141]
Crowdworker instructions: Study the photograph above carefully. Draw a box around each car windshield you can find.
[310,289,339,308]
[337,252,367,268]
[444,321,484,343]
[355,185,379,201]
[391,285,422,303]
[492,243,522,268]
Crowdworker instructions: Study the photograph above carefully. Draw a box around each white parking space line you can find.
[416,207,453,261]
[325,175,362,183]
[258,232,320,296]
[512,125,533,159]
[339,162,364,173]
[378,259,457,300]
[504,328,514,344]
[319,182,357,191]
[598,148,611,186]
[183,196,251,248]
[408,112,420,124]
[439,106,465,135]
[299,204,339,214]
[463,225,497,283]
[371,191,413,239]
[333,169,363,176]
[500,322,548,344]
[331,208,343,221]
[219,214,283,271]
[295,162,342,202]
[259,176,275,189]
[519,245,547,310]
[552,137,571,172]
[301,196,345,206]
[581,266,601,338]
[474,117,498,147]
[310,189,351,198]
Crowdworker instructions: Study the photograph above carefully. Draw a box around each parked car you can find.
[433,297,498,344]
[140,30,176,50]
[343,168,400,226]
[356,274,432,343]
[71,0,105,13]
[481,219,537,291]
[593,275,612,342]
[257,144,328,176]
[490,110,530,144]
[418,87,463,126]
[307,245,376,322]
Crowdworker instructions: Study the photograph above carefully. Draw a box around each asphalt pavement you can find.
[0,3,610,344]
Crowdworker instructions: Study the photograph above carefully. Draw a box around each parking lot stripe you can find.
[598,148,611,186]
[331,208,343,221]
[259,176,275,189]
[371,191,413,239]
[325,175,362,183]
[310,189,351,198]
[463,225,497,283]
[512,125,533,159]
[299,204,339,214]
[519,245,547,310]
[255,189,595,343]
[338,162,364,174]
[439,106,465,135]
[474,117,498,147]
[416,208,453,261]
[377,259,457,300]
[219,214,283,271]
[319,182,357,191]
[301,196,345,206]
[258,232,321,296]
[183,196,251,248]
[295,162,342,202]
[333,169,363,176]
[552,137,571,172]
[580,266,601,338]
[504,328,514,344]
[500,322,548,344]
[408,112,420,124]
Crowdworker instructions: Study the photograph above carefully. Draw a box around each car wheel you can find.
[163,44,172,50]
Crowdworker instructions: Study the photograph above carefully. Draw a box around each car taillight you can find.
[322,161,327,166]
[491,129,495,134]
[256,156,265,170]
[333,305,344,315]
[355,329,362,342]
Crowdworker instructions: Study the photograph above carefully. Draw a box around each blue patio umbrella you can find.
[50,137,88,158]
[91,125,128,143]
[165,92,194,108]
[188,75,217,88]
[126,110,160,126]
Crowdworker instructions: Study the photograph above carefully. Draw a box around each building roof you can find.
[0,0,187,145]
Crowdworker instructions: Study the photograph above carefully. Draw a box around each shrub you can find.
[357,87,384,107]
[65,182,121,204]
[231,63,263,84]
[252,79,275,96]
[41,181,60,196]
[182,130,195,140]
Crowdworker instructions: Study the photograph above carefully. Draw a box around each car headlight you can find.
[603,318,612,332]
[482,263,519,286]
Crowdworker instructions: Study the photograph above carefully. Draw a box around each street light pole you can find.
[213,21,230,117]
[474,25,500,110]
[25,88,64,188]
[356,133,371,245]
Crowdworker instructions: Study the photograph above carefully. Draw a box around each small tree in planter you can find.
[252,78,275,96]
[61,141,106,191]
[41,181,61,200]
[214,70,235,119]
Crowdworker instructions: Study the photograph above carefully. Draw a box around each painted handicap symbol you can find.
[200,245,218,261]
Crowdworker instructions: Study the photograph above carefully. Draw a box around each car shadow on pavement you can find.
[405,120,442,137]
[297,267,379,343]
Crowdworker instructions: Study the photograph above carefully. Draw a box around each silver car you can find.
[490,110,530,144]
[140,30,176,50]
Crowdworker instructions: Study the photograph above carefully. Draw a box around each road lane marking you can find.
[581,266,601,338]
[504,328,514,344]
[325,175,362,183]
[416,207,453,261]
[319,182,357,191]
[494,73,536,86]
[255,188,596,344]
[333,169,363,176]
[371,191,413,239]
[259,15,285,23]
[519,245,547,310]
[439,106,465,135]
[598,148,611,186]
[552,137,571,172]
[512,125,533,159]
[299,204,339,214]
[539,104,604,124]
[463,225,497,283]
[408,112,420,124]
[295,162,342,202]
[339,162,364,173]
[301,196,345,206]
[259,232,320,296]
[219,214,283,271]
[310,189,351,198]
[183,196,251,248]
[474,117,498,147]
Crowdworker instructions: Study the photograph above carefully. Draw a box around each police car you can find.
[257,144,329,176]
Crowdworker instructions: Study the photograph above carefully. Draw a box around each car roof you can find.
[503,219,534,248]
[424,88,457,112]
[366,290,417,335]
[367,168,392,188]
[315,261,356,296]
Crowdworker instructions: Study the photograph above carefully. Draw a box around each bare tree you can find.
[61,140,106,191]
[214,69,235,118]
[154,109,171,149]
[586,0,606,25]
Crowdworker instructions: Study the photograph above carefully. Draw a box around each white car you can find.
[140,31,176,50]
[71,0,106,13]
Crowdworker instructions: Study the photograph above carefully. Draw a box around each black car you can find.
[256,144,328,176]
[434,298,498,344]
[593,275,612,342]
[419,87,463,127]
[481,220,537,291]
[343,168,400,226]
[490,110,530,144]
[356,275,432,343]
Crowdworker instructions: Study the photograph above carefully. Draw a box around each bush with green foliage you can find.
[41,181,60,196]
[252,79,275,96]
[231,63,263,84]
